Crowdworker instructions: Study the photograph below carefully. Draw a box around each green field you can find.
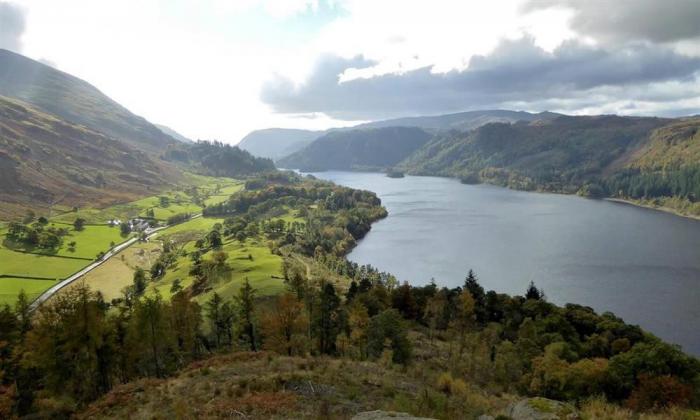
[1,175,244,307]
[148,237,285,304]
[0,277,59,306]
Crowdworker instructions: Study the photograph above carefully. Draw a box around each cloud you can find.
[522,0,700,44]
[261,36,700,119]
[0,1,25,52]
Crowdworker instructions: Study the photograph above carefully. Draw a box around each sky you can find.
[1,0,700,143]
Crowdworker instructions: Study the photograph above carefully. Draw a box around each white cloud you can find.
[6,0,698,143]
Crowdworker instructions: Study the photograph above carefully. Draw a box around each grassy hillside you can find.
[238,128,322,161]
[0,49,177,152]
[279,127,432,172]
[0,95,178,219]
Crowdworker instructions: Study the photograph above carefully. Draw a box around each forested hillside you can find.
[163,141,275,178]
[278,126,432,171]
[0,95,177,219]
[0,49,177,152]
[398,115,700,216]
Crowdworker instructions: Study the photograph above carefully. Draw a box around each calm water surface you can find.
[311,171,700,355]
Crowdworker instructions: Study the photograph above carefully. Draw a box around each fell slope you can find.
[238,128,322,160]
[0,95,174,219]
[0,49,176,152]
[278,127,432,171]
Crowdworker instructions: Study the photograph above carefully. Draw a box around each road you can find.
[28,215,201,311]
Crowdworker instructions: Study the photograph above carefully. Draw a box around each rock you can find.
[477,415,495,420]
[352,410,436,420]
[506,398,580,420]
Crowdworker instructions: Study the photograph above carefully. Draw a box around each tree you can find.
[261,293,308,356]
[208,229,223,249]
[128,294,173,377]
[22,284,114,403]
[315,282,341,354]
[120,222,132,236]
[367,309,412,365]
[235,278,257,351]
[348,301,370,359]
[170,292,202,360]
[205,293,226,347]
[73,218,86,231]
[451,290,475,359]
[525,281,545,300]
[133,268,147,296]
[14,290,31,336]
[424,290,448,343]
[464,269,486,323]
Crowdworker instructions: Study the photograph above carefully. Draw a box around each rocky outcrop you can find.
[505,398,580,419]
[352,410,436,420]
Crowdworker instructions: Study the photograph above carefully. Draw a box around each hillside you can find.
[399,115,670,192]
[162,141,275,178]
[278,127,432,171]
[155,124,193,143]
[356,109,560,132]
[238,128,322,160]
[0,49,177,152]
[0,95,176,219]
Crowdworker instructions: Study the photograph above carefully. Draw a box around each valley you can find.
[1,37,699,419]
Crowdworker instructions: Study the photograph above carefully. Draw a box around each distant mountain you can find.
[398,115,671,193]
[278,127,432,171]
[0,96,177,219]
[238,128,322,160]
[0,49,176,152]
[155,124,193,143]
[239,110,558,162]
[355,110,560,132]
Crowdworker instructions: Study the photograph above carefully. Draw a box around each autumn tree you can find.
[261,293,308,356]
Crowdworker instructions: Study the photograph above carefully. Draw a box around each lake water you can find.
[311,171,700,356]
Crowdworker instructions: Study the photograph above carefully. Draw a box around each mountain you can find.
[278,126,432,171]
[398,115,672,193]
[155,124,193,143]
[237,110,557,162]
[238,128,322,160]
[355,109,560,131]
[0,95,176,219]
[0,49,177,152]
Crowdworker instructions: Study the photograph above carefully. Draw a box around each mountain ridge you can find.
[0,49,177,152]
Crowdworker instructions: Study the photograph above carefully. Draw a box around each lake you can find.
[311,171,700,356]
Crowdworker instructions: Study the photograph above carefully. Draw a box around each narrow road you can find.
[28,214,201,311]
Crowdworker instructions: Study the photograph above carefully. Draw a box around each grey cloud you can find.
[260,37,700,120]
[0,1,25,52]
[523,0,700,43]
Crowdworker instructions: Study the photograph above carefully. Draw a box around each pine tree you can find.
[235,278,258,351]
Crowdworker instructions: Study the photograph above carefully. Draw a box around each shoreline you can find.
[303,169,700,223]
[604,198,700,222]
